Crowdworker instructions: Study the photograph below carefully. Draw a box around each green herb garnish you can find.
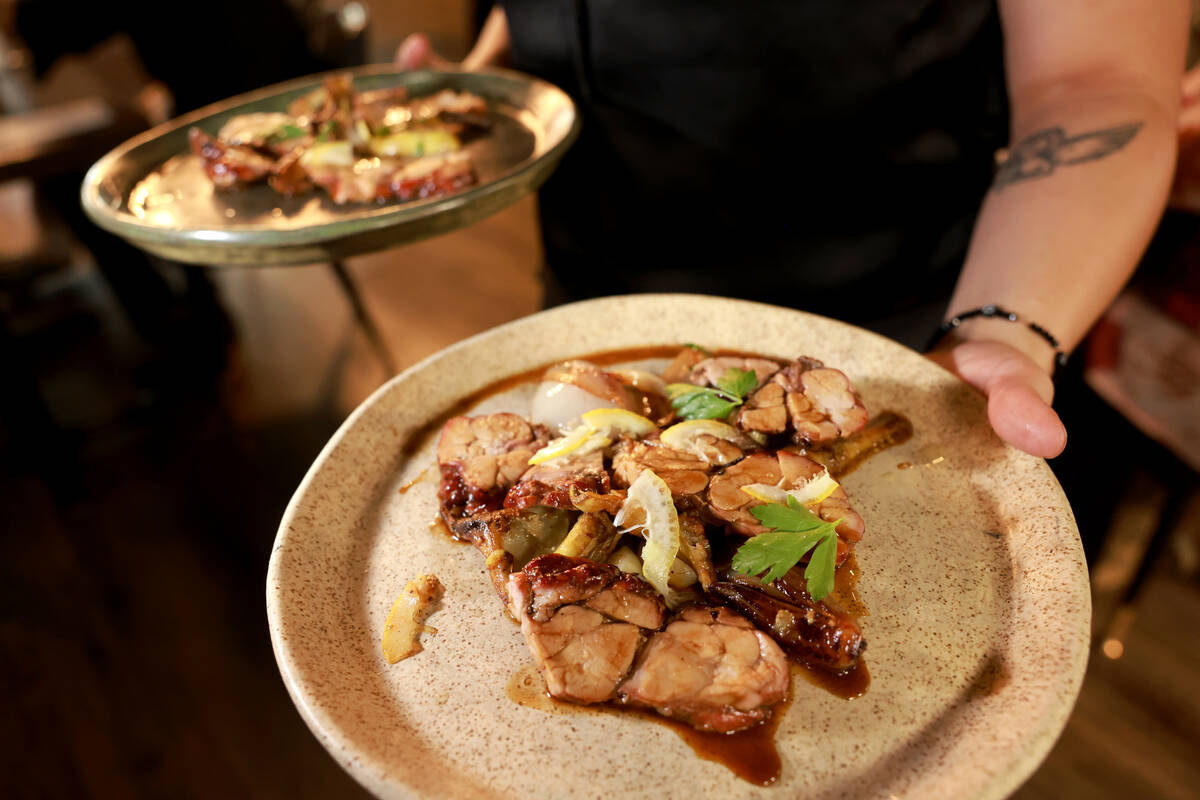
[270,123,306,141]
[731,495,842,599]
[666,367,757,421]
[414,140,425,158]
[683,342,711,356]
[315,120,336,142]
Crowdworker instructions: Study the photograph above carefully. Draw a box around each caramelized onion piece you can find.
[382,574,444,663]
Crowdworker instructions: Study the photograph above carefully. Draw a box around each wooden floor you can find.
[1,194,1199,799]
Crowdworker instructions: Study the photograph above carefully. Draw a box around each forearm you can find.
[945,88,1178,372]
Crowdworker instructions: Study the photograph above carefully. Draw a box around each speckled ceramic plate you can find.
[81,65,578,265]
[267,294,1090,800]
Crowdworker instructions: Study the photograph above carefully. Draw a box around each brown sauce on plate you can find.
[829,553,869,618]
[795,658,871,700]
[427,516,459,542]
[397,466,430,494]
[505,661,789,786]
[652,705,786,786]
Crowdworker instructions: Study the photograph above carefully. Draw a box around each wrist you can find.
[930,306,1066,377]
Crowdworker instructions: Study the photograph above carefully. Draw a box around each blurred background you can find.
[0,1,1196,798]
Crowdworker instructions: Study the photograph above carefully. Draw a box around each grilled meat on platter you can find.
[190,73,487,205]
[432,346,900,736]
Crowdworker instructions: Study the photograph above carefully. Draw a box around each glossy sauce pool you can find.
[506,656,868,786]
[416,345,897,784]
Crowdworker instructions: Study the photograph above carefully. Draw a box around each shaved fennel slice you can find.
[741,469,840,507]
[614,469,680,604]
[528,425,610,465]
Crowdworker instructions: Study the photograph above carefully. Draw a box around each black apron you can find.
[505,0,1008,347]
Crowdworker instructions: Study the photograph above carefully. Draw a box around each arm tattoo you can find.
[992,121,1143,191]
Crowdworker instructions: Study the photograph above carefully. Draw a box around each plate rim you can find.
[266,293,1091,800]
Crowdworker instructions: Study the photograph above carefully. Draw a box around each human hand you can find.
[926,339,1068,458]
[395,33,453,70]
[394,7,510,72]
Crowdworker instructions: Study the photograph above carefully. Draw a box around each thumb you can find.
[985,375,1068,458]
[395,33,453,70]
[932,340,1068,458]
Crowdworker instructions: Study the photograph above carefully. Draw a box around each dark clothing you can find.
[505,0,1008,345]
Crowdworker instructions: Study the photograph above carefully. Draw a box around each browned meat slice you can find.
[188,128,274,189]
[609,369,674,425]
[356,89,487,133]
[215,111,311,155]
[661,346,709,383]
[387,151,475,202]
[584,573,669,629]
[734,381,788,434]
[772,358,869,446]
[436,413,548,518]
[504,449,610,510]
[354,86,409,131]
[544,361,641,410]
[705,453,781,536]
[686,356,782,389]
[511,554,624,622]
[312,158,395,204]
[618,605,789,732]
[670,427,754,467]
[407,89,488,122]
[287,85,329,124]
[267,147,313,196]
[298,144,475,205]
[612,440,711,497]
[450,507,571,603]
[519,605,644,704]
[508,555,666,704]
[713,572,865,673]
[706,451,862,560]
[288,72,354,131]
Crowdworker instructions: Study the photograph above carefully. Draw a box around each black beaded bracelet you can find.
[927,304,1069,374]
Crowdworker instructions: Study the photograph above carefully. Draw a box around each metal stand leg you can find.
[329,259,396,377]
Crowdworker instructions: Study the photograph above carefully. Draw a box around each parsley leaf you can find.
[272,123,307,141]
[731,530,827,585]
[670,389,740,421]
[805,529,839,601]
[716,367,758,399]
[666,367,758,421]
[730,495,842,599]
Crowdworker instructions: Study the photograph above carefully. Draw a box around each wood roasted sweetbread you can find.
[189,73,487,205]
[433,346,910,733]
